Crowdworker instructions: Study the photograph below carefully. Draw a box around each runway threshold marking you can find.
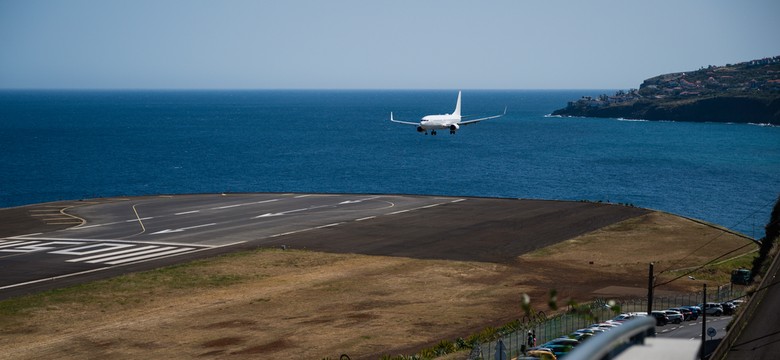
[0,238,205,266]
[0,241,246,291]
[0,240,33,248]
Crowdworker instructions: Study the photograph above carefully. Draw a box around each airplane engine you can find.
[449,124,460,131]
[416,126,425,133]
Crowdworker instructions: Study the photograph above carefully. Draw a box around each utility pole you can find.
[700,283,707,360]
[646,262,654,315]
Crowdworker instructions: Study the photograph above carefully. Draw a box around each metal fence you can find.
[470,284,745,360]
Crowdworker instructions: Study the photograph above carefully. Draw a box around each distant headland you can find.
[551,56,780,124]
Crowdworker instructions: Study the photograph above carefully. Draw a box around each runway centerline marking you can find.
[253,205,328,219]
[175,210,200,215]
[316,222,343,229]
[387,209,411,215]
[149,223,218,235]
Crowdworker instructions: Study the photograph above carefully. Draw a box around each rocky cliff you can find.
[552,56,780,124]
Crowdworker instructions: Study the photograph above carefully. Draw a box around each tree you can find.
[750,195,780,282]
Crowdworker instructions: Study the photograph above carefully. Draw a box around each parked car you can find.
[720,301,737,315]
[567,331,594,342]
[533,338,580,359]
[700,303,724,316]
[542,344,573,358]
[526,348,557,360]
[682,305,702,318]
[669,306,699,321]
[579,327,607,333]
[610,313,633,322]
[589,322,619,331]
[650,311,669,326]
[664,310,684,324]
[669,307,694,321]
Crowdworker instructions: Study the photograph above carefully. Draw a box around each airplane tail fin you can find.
[452,91,462,118]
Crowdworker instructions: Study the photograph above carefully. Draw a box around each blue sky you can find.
[1,0,778,89]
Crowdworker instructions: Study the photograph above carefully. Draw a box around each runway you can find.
[0,193,649,299]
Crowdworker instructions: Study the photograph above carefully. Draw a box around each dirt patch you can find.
[202,337,246,348]
[196,320,257,330]
[231,339,293,354]
[0,211,755,360]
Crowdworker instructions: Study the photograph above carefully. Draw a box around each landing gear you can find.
[430,130,437,135]
[449,130,456,135]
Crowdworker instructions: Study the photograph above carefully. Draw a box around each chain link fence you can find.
[470,284,745,360]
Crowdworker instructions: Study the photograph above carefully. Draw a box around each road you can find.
[0,193,649,300]
[656,316,732,342]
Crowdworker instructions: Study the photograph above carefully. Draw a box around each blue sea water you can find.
[1,90,778,238]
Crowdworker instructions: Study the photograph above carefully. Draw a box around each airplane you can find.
[390,91,506,135]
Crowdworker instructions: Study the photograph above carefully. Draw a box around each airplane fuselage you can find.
[419,114,461,130]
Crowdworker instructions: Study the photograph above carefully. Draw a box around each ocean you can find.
[1,90,778,238]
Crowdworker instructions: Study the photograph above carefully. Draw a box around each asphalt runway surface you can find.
[0,193,649,300]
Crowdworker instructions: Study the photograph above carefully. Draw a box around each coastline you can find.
[551,95,780,124]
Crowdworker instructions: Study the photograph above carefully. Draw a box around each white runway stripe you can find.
[67,245,158,263]
[105,247,195,265]
[86,246,177,264]
[0,240,28,248]
[0,237,218,268]
[0,241,40,249]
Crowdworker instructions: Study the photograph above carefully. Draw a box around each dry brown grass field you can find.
[0,211,755,359]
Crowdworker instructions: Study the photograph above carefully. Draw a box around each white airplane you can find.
[390,91,506,135]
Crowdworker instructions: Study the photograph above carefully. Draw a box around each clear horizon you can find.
[2,0,779,90]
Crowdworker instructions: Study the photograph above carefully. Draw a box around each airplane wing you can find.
[390,112,419,126]
[457,107,507,126]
